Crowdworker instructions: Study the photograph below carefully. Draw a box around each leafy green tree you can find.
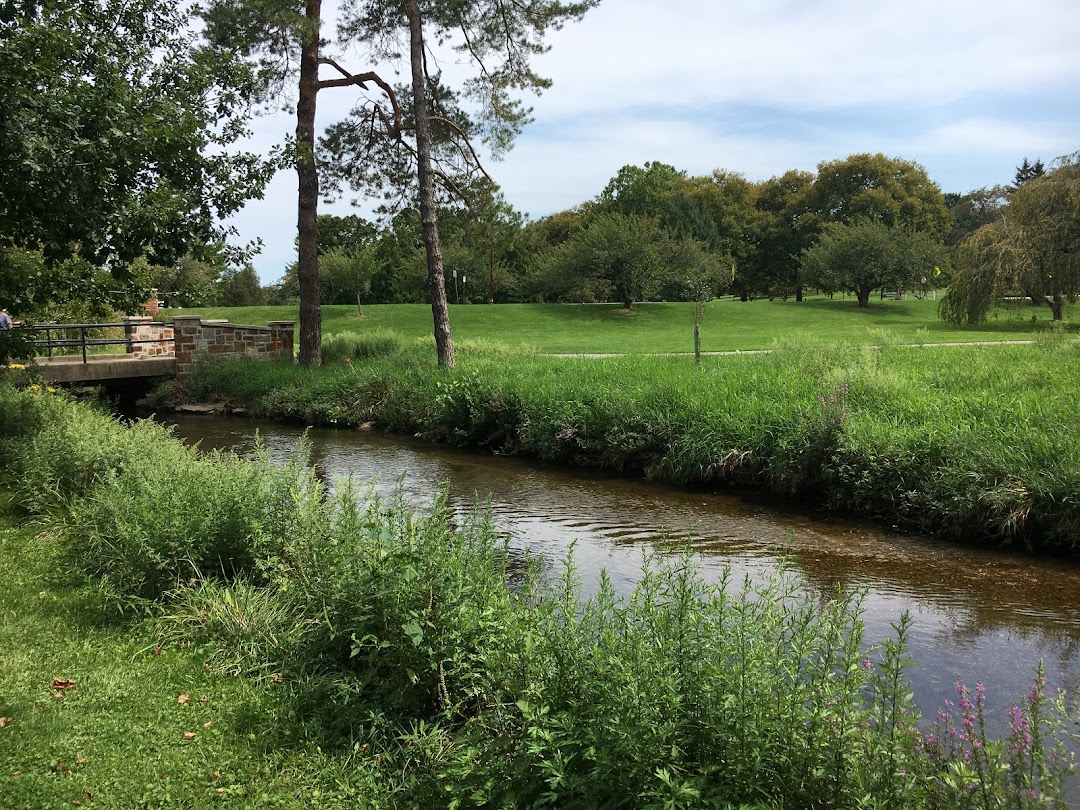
[218,265,267,307]
[681,171,766,301]
[756,169,816,301]
[316,214,378,254]
[808,153,953,239]
[370,212,429,304]
[597,162,687,218]
[319,248,378,313]
[664,192,722,250]
[801,221,946,308]
[541,214,666,309]
[943,156,1080,323]
[944,185,1010,248]
[437,194,526,304]
[0,0,271,271]
[0,247,137,323]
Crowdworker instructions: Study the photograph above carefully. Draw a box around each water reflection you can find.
[165,415,1080,724]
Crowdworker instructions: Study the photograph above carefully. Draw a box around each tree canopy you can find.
[0,0,272,271]
[808,153,952,239]
[942,156,1080,323]
[539,214,666,308]
[801,221,946,308]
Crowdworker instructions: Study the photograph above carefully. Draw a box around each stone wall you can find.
[172,316,295,378]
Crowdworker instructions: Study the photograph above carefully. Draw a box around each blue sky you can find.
[227,0,1080,283]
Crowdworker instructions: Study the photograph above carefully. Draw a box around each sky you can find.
[226,0,1080,284]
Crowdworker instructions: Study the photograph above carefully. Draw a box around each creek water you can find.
[166,414,1080,738]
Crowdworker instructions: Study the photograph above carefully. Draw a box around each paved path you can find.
[548,339,1037,359]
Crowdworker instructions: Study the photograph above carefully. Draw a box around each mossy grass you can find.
[2,382,1075,806]
[168,295,1077,355]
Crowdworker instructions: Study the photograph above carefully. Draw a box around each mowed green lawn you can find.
[174,294,1076,354]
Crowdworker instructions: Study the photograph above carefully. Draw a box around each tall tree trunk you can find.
[693,322,701,365]
[795,285,803,302]
[857,286,871,308]
[404,0,455,369]
[1051,292,1064,321]
[296,0,322,367]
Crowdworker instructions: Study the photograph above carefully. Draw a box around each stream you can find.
[166,414,1080,739]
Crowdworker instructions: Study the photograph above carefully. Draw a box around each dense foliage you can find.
[0,0,271,268]
[943,155,1080,324]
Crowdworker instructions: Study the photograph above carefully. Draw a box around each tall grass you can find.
[178,336,1080,550]
[2,379,1076,807]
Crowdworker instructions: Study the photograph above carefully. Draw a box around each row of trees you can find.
[270,153,953,311]
[272,149,1077,323]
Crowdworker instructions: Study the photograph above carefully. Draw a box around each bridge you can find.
[24,316,295,385]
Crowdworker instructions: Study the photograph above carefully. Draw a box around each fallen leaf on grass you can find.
[202,721,212,729]
[0,717,12,728]
[51,678,76,690]
[181,731,197,741]
[199,695,210,703]
[177,694,191,704]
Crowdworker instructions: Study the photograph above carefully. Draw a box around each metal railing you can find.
[23,323,174,364]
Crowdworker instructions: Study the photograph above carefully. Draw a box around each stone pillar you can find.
[123,316,152,355]
[267,321,296,361]
[172,316,203,378]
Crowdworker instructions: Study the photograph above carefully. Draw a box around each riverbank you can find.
[164,337,1080,552]
[1,380,1074,807]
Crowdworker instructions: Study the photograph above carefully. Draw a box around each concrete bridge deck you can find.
[35,355,177,384]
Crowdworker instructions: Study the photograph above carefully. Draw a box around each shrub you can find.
[63,436,323,603]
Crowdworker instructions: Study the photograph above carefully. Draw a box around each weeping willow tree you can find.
[942,155,1080,323]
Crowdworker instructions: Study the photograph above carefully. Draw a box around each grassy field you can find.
[169,295,1077,354]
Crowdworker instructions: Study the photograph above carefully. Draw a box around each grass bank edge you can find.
[168,337,1080,552]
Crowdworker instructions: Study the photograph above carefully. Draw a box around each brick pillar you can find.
[143,289,160,318]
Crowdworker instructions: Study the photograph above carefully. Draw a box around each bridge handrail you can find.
[20,322,174,363]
